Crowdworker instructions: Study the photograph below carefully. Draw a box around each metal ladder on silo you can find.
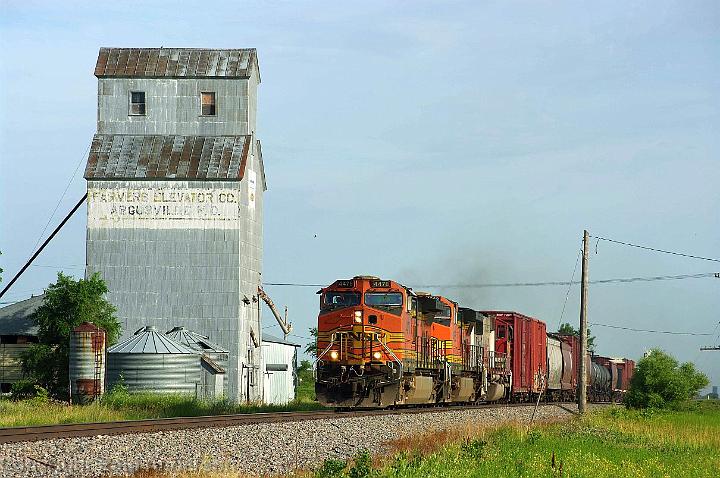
[93,335,103,400]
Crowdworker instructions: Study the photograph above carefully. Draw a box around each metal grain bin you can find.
[107,326,201,395]
[69,322,106,403]
[166,327,229,399]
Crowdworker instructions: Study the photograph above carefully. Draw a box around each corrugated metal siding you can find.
[86,45,264,403]
[262,341,296,405]
[97,78,254,136]
[0,344,31,384]
[69,326,106,401]
[107,353,201,394]
[87,167,264,402]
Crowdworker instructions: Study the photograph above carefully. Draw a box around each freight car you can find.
[314,276,633,408]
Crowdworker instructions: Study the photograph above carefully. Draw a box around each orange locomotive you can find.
[314,276,510,407]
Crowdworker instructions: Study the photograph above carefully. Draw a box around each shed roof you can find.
[262,333,301,348]
[84,134,252,180]
[0,295,43,336]
[95,48,258,79]
[201,355,226,374]
[108,326,198,354]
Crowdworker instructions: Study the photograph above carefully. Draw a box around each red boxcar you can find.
[485,311,547,396]
[613,358,635,392]
[621,359,635,391]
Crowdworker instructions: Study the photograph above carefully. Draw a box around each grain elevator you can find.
[84,48,266,402]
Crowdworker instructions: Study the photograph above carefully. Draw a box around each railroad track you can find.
[0,402,590,444]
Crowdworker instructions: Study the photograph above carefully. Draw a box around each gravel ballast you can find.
[0,404,588,477]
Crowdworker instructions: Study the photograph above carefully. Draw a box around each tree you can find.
[624,349,709,409]
[558,322,596,352]
[21,272,121,398]
[305,327,318,356]
[298,359,312,374]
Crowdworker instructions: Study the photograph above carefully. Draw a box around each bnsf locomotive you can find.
[315,276,634,408]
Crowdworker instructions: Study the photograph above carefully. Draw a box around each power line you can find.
[262,272,717,289]
[590,322,715,336]
[592,235,720,263]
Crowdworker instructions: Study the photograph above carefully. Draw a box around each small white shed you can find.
[262,334,300,405]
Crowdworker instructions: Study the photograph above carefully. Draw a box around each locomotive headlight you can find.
[353,311,363,324]
[329,350,339,360]
[372,351,382,360]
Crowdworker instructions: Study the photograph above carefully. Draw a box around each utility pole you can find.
[578,230,590,414]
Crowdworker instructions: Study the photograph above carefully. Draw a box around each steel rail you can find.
[0,402,591,444]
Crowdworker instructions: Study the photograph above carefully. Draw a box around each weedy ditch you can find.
[308,401,720,478]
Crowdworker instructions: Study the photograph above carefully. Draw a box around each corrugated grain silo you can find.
[106,326,201,395]
[68,322,106,403]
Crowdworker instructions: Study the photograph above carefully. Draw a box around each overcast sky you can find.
[1,1,718,391]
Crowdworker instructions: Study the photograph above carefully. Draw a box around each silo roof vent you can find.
[109,326,197,354]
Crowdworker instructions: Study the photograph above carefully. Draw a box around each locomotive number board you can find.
[370,280,391,288]
[336,280,355,288]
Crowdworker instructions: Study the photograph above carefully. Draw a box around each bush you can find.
[315,458,347,478]
[625,349,708,409]
[21,272,121,399]
[348,449,375,478]
[10,380,49,402]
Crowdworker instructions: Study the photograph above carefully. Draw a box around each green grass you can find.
[0,386,324,428]
[296,367,316,403]
[316,401,720,478]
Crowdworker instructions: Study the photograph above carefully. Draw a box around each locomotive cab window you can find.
[129,91,146,115]
[321,291,360,312]
[364,292,403,315]
[434,304,452,326]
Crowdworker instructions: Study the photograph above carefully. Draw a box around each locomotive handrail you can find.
[376,334,403,382]
[313,332,337,379]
